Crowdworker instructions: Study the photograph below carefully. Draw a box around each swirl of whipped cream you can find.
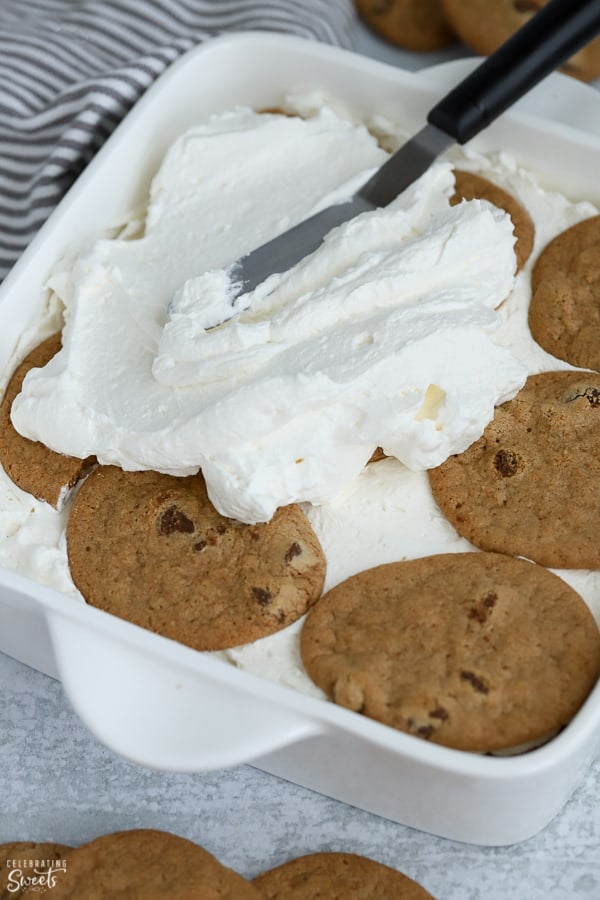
[11,107,525,523]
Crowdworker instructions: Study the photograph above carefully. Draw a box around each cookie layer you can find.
[301,552,600,752]
[451,169,534,272]
[254,852,433,899]
[66,466,325,651]
[529,215,600,371]
[428,371,600,568]
[441,0,600,81]
[0,334,94,508]
[356,0,455,51]
[50,830,261,899]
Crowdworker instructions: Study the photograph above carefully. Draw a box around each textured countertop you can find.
[1,19,599,900]
[1,651,599,899]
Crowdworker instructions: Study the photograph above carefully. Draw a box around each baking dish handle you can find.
[46,611,322,772]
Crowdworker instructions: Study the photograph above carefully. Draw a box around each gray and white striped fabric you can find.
[0,0,354,282]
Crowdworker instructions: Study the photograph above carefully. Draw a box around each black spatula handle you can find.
[428,0,600,144]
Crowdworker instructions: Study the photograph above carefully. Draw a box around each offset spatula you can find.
[233,0,600,296]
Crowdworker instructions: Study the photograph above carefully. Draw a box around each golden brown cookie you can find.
[356,0,455,52]
[50,829,261,899]
[441,0,600,82]
[66,466,325,651]
[254,852,433,899]
[0,334,95,508]
[428,371,600,568]
[1,843,72,898]
[451,169,534,272]
[529,215,600,371]
[301,552,600,753]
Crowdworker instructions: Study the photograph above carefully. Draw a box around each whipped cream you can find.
[10,106,526,524]
[1,100,599,711]
[221,459,600,697]
[0,466,75,596]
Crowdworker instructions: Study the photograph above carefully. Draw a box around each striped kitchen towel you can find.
[0,0,355,282]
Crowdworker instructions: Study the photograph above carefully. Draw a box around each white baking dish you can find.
[1,32,600,847]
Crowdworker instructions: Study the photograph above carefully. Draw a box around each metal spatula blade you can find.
[233,123,451,296]
[231,0,600,298]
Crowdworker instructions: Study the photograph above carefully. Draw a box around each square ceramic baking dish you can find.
[1,32,600,847]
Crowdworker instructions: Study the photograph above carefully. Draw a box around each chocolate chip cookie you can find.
[451,169,534,272]
[1,843,72,898]
[441,0,600,81]
[50,830,261,899]
[301,552,600,752]
[356,0,455,52]
[0,334,94,508]
[254,852,434,899]
[428,371,600,568]
[66,466,326,651]
[529,215,600,371]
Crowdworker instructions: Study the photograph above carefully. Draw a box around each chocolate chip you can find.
[469,591,497,623]
[284,541,303,563]
[407,717,435,738]
[513,0,541,11]
[216,524,227,535]
[159,505,195,535]
[587,388,600,407]
[252,587,272,606]
[494,448,519,477]
[193,540,207,552]
[460,670,489,694]
[567,386,600,408]
[483,591,497,608]
[416,725,434,738]
[429,706,449,721]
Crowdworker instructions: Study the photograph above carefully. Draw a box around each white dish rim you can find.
[1,31,600,842]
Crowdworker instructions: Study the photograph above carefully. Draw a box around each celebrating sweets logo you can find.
[4,857,67,894]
